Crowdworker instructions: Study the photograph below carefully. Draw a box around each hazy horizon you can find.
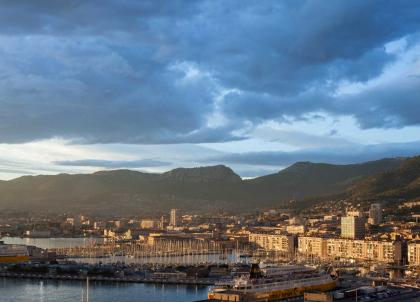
[0,154,413,182]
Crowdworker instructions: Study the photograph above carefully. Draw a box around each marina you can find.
[2,237,255,266]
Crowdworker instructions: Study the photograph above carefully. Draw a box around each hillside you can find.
[244,158,404,205]
[348,156,420,200]
[0,157,410,214]
[0,165,246,214]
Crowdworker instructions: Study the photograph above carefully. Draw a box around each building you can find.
[146,233,204,246]
[286,225,306,234]
[408,241,420,266]
[341,216,365,239]
[398,201,420,209]
[326,238,402,263]
[368,203,382,225]
[323,215,338,222]
[249,233,296,255]
[299,236,402,263]
[327,238,363,260]
[170,209,179,227]
[288,217,303,225]
[93,221,106,229]
[140,219,161,229]
[297,236,328,259]
[113,220,128,229]
[346,209,364,217]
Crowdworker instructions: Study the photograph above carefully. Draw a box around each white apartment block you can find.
[298,236,402,263]
[249,233,295,254]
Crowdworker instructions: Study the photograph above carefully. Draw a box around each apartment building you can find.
[249,233,296,254]
[408,241,420,266]
[297,236,328,258]
[286,225,306,234]
[326,238,402,263]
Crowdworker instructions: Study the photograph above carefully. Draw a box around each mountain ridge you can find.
[0,157,415,214]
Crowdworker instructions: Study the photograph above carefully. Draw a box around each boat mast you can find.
[86,276,89,302]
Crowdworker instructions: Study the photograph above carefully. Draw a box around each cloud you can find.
[336,75,420,129]
[0,0,419,145]
[205,141,420,167]
[0,36,225,143]
[54,159,171,168]
[248,124,353,149]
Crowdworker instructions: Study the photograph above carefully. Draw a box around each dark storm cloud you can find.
[206,141,420,167]
[0,0,419,144]
[55,158,170,168]
[0,0,197,35]
[336,78,420,129]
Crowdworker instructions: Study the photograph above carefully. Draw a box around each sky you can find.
[0,0,420,180]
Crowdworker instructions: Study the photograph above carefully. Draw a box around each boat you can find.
[208,263,337,301]
[0,241,29,263]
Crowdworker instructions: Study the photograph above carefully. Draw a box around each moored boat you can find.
[0,241,30,263]
[208,263,337,301]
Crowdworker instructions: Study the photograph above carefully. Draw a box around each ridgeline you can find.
[0,156,418,214]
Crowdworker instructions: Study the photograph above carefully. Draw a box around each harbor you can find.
[1,237,419,297]
[1,260,419,302]
[1,209,419,301]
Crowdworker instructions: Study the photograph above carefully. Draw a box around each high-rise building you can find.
[368,203,382,225]
[170,208,179,227]
[341,216,365,239]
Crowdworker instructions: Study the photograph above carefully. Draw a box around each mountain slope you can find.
[244,158,404,205]
[0,157,411,214]
[0,165,245,214]
[349,156,420,200]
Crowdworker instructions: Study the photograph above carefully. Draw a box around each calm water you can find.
[2,237,104,249]
[0,278,208,302]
